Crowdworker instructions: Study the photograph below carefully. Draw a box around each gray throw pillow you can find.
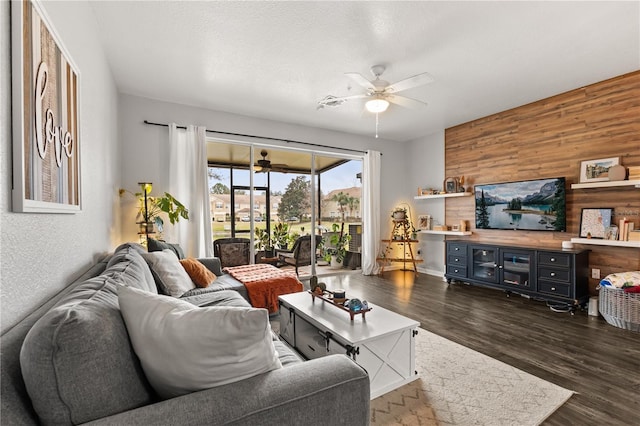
[147,238,185,259]
[20,277,154,425]
[141,250,195,297]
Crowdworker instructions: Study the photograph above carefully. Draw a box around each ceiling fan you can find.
[254,150,289,173]
[317,64,434,113]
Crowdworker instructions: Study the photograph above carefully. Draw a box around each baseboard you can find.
[416,266,445,279]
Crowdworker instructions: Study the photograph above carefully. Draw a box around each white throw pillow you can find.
[118,285,282,399]
[141,249,195,297]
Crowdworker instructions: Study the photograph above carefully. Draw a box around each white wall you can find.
[0,1,120,333]
[117,94,407,246]
[407,131,446,276]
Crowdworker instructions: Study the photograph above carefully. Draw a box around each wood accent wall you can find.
[445,70,640,295]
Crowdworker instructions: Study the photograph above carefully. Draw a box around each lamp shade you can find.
[365,98,390,113]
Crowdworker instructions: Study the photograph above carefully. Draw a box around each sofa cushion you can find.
[147,238,185,259]
[105,242,158,294]
[180,288,250,308]
[20,277,155,425]
[118,285,282,399]
[142,250,195,297]
[179,258,216,287]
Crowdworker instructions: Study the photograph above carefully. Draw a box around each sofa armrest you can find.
[196,257,223,276]
[84,355,369,426]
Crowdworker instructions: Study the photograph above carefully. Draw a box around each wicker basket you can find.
[598,286,640,332]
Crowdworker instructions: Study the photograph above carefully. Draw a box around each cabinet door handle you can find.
[454,258,459,262]
[550,272,556,277]
[550,258,556,262]
[454,269,459,273]
[551,287,556,291]
[455,247,460,251]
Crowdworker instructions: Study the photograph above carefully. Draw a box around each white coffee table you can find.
[278,291,420,399]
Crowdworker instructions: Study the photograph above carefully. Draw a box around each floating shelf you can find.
[418,230,472,236]
[570,237,640,248]
[570,180,640,189]
[414,192,472,200]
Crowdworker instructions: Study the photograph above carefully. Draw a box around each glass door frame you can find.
[207,139,364,279]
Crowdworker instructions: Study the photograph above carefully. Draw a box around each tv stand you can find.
[445,241,589,313]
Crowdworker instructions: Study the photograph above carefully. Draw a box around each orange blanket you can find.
[223,264,303,313]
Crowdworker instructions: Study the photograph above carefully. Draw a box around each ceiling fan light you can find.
[365,98,390,113]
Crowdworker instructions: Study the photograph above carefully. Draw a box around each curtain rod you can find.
[143,120,369,155]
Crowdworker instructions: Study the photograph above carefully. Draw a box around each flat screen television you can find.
[474,177,566,231]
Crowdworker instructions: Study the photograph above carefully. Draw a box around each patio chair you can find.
[213,237,250,268]
[277,235,322,276]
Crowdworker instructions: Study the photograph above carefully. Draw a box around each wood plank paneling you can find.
[445,71,640,294]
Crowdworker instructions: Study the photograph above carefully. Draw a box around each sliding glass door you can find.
[206,141,362,278]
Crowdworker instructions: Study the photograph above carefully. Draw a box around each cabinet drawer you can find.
[447,242,466,255]
[447,254,466,267]
[446,265,467,278]
[538,267,570,283]
[538,252,571,267]
[538,280,571,298]
[294,315,347,360]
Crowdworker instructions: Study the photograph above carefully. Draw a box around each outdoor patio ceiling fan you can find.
[317,64,434,113]
[254,150,289,173]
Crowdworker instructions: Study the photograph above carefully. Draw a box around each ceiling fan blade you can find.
[386,72,434,93]
[345,73,376,91]
[317,94,369,109]
[387,94,428,109]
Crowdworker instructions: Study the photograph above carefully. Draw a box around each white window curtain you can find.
[361,150,381,275]
[167,124,213,258]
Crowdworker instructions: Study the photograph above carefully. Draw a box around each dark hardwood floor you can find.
[306,270,640,425]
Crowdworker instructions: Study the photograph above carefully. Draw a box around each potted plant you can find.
[254,227,274,258]
[120,183,189,234]
[325,223,351,269]
[392,207,407,221]
[271,222,291,250]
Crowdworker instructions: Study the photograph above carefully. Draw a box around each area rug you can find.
[370,328,575,425]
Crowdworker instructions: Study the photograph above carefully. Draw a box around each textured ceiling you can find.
[90,1,640,142]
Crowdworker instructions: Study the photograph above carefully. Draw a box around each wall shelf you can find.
[570,180,640,189]
[570,237,640,248]
[414,192,472,200]
[418,230,472,236]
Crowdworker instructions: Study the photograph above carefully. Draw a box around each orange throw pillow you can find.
[179,258,216,288]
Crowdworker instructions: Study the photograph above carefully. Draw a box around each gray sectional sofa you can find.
[1,243,370,425]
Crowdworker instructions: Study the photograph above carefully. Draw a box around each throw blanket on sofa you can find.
[223,264,303,313]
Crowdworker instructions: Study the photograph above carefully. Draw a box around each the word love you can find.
[34,61,73,167]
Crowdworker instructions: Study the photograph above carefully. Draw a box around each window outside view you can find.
[208,158,362,270]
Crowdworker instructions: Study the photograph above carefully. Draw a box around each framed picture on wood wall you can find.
[579,157,619,183]
[11,0,82,213]
[579,208,613,239]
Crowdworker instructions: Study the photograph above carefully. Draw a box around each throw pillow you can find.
[20,278,154,425]
[179,258,217,288]
[118,285,282,399]
[147,238,185,259]
[141,250,195,297]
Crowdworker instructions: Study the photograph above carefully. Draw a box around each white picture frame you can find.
[12,0,82,213]
[579,157,620,183]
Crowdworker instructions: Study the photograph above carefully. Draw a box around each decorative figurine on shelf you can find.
[345,298,364,312]
[458,175,466,192]
[310,281,326,296]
